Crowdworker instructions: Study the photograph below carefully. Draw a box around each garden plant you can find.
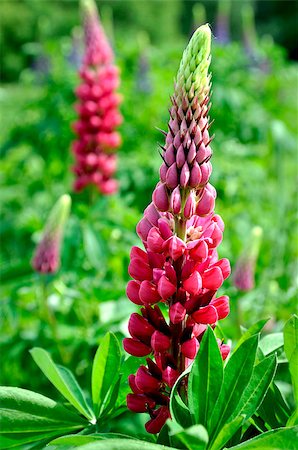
[0,1,297,450]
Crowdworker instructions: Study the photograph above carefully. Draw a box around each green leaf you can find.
[168,421,209,450]
[188,327,223,427]
[258,382,291,428]
[287,408,298,426]
[230,354,277,421]
[227,425,298,450]
[48,438,174,449]
[92,332,121,417]
[259,333,284,356]
[0,387,85,448]
[209,334,259,437]
[170,366,192,428]
[284,315,298,403]
[209,416,244,450]
[235,319,268,352]
[48,433,136,447]
[82,224,106,272]
[115,356,145,410]
[30,348,94,421]
[0,430,66,449]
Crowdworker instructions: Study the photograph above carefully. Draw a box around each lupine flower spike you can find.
[72,0,122,195]
[32,195,71,274]
[123,25,231,434]
[234,226,263,291]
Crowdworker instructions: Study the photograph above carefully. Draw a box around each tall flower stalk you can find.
[123,25,231,434]
[72,0,122,195]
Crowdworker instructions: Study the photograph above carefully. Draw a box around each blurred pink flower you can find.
[32,195,71,274]
[72,0,122,195]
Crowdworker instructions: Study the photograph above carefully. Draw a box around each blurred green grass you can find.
[0,16,297,404]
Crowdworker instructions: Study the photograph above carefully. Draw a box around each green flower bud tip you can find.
[176,24,211,101]
[81,0,97,15]
[45,194,72,238]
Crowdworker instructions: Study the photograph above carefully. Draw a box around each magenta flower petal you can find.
[169,302,186,324]
[123,338,151,357]
[192,304,218,324]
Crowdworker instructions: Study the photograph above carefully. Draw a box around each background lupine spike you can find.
[71,0,122,195]
[31,195,71,274]
[124,25,231,434]
[234,226,263,291]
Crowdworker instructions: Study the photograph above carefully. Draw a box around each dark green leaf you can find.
[188,327,223,427]
[209,334,259,437]
[92,333,121,417]
[30,348,94,421]
[258,382,291,428]
[227,425,298,450]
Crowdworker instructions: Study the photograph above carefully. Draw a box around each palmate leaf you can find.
[0,387,86,449]
[188,327,224,427]
[227,425,298,450]
[208,334,259,438]
[91,332,121,418]
[30,348,95,422]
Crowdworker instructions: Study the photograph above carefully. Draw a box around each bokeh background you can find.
[1,0,297,425]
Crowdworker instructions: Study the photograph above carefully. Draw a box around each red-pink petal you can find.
[181,338,200,359]
[211,295,230,320]
[183,271,202,295]
[123,338,151,357]
[192,304,218,324]
[169,302,186,324]
[157,275,176,300]
[139,280,161,305]
[151,331,171,352]
[202,266,224,290]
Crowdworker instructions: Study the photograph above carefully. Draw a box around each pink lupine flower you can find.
[234,226,263,291]
[71,0,122,195]
[32,195,71,274]
[123,25,231,434]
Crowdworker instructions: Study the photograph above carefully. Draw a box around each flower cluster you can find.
[123,25,231,434]
[32,195,71,274]
[72,0,122,195]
